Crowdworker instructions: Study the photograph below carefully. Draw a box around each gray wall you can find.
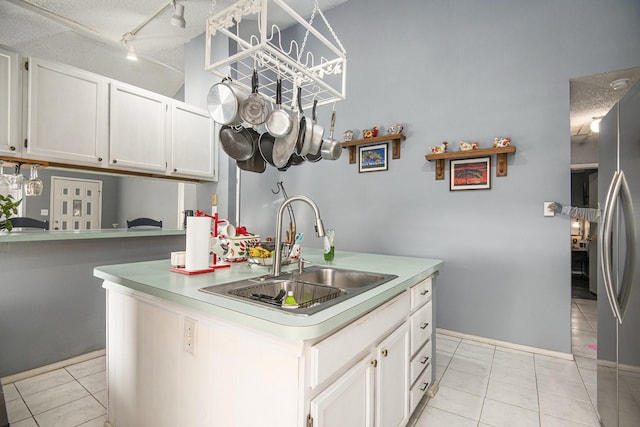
[186,0,640,353]
[0,236,185,377]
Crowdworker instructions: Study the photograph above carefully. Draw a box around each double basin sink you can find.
[199,266,398,316]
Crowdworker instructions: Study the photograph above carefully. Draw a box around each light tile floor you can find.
[411,298,599,427]
[3,299,598,427]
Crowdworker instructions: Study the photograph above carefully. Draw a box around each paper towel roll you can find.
[185,216,211,271]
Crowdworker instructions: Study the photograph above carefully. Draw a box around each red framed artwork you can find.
[450,157,491,191]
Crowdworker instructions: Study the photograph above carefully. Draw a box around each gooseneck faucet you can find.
[273,196,325,277]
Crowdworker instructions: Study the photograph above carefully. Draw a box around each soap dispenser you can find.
[282,291,299,309]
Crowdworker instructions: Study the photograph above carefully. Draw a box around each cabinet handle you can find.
[112,159,118,164]
[382,349,388,357]
[98,157,103,162]
[420,290,429,296]
[420,322,429,330]
[419,382,429,392]
[420,356,429,365]
[371,359,378,368]
[173,168,178,172]
[9,145,15,151]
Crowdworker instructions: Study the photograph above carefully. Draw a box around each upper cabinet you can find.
[169,103,217,181]
[0,48,22,156]
[26,58,108,166]
[109,82,167,173]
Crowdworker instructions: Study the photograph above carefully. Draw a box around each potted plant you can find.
[0,194,22,232]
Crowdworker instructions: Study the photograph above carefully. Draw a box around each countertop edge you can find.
[0,228,185,242]
[94,251,444,341]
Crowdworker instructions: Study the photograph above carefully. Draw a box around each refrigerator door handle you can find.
[617,171,637,319]
[599,171,624,323]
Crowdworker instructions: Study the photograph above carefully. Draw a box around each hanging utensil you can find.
[206,77,248,125]
[320,108,342,160]
[295,87,312,156]
[25,164,43,196]
[240,70,270,126]
[237,131,266,173]
[219,125,257,161]
[306,99,324,156]
[272,108,299,169]
[265,79,292,138]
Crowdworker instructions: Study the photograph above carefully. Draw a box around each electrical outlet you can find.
[183,317,197,355]
[40,209,49,216]
[544,202,555,217]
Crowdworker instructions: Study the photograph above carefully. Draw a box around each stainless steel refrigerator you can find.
[597,78,640,426]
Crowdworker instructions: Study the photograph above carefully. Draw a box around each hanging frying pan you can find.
[264,79,291,138]
[259,132,277,167]
[240,70,270,126]
[219,125,257,161]
[307,99,324,156]
[237,130,266,173]
[295,87,313,156]
[272,114,299,168]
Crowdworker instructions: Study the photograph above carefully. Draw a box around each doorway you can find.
[50,176,102,230]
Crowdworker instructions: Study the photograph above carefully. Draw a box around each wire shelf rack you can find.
[205,0,347,111]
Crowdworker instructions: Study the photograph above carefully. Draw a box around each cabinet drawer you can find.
[410,276,432,312]
[309,292,409,389]
[410,339,432,386]
[410,301,432,355]
[410,363,433,415]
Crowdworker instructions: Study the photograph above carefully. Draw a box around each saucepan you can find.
[206,77,248,125]
[320,109,342,160]
[295,87,313,156]
[264,79,291,138]
[307,99,324,156]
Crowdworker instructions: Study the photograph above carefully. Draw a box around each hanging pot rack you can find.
[205,0,347,111]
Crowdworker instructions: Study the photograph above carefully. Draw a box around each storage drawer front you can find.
[309,292,409,388]
[410,276,432,312]
[410,301,432,355]
[410,339,432,386]
[410,364,433,415]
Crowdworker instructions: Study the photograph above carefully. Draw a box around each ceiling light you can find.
[610,78,630,91]
[171,1,186,28]
[590,117,602,133]
[126,44,138,61]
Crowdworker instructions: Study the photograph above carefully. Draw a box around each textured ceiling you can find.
[570,67,640,144]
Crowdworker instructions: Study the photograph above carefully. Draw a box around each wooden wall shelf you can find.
[341,133,406,164]
[424,146,516,180]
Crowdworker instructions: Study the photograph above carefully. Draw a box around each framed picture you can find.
[450,157,491,191]
[359,143,388,173]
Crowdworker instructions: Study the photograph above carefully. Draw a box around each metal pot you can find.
[320,110,342,160]
[237,130,266,173]
[295,87,312,156]
[240,70,270,126]
[206,78,248,126]
[307,99,324,156]
[219,125,257,161]
[272,114,300,168]
[264,79,291,138]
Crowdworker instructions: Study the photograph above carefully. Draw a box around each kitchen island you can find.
[94,249,443,427]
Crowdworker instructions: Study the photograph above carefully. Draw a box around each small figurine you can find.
[363,126,379,138]
[493,137,511,148]
[430,141,449,154]
[388,124,403,134]
[343,130,354,141]
[459,141,479,151]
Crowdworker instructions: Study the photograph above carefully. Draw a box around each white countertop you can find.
[94,249,443,340]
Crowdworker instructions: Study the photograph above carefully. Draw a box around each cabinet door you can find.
[109,82,167,173]
[0,48,20,156]
[310,356,374,427]
[375,322,410,427]
[169,103,217,180]
[26,58,108,165]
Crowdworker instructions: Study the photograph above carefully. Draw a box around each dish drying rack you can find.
[205,0,347,111]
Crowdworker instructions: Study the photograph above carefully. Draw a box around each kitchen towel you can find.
[185,216,211,271]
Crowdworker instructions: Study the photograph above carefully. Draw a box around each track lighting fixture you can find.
[171,1,186,28]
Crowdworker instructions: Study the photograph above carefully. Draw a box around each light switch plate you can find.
[543,202,555,217]
[40,209,49,216]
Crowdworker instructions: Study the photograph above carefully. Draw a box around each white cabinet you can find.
[26,58,108,166]
[169,103,217,180]
[109,82,167,173]
[408,276,435,414]
[0,48,21,156]
[375,322,410,427]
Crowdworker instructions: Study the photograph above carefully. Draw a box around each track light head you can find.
[171,2,186,28]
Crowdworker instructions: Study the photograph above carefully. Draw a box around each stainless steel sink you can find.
[199,266,398,316]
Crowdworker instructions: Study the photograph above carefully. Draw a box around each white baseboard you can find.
[1,349,106,384]
[437,328,574,361]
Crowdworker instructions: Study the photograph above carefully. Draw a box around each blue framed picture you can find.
[359,143,388,173]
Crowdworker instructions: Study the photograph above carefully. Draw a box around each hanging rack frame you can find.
[205,0,347,111]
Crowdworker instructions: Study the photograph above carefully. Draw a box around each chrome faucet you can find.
[273,195,325,277]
